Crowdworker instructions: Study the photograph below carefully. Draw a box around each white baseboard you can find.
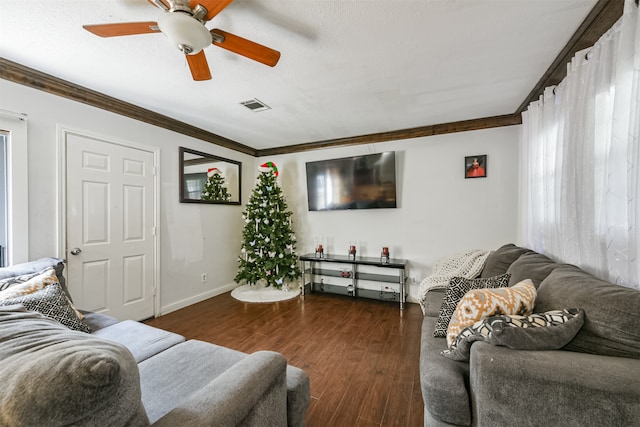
[158,282,238,316]
[407,281,420,304]
[158,281,419,316]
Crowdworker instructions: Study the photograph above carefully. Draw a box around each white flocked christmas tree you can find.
[235,162,301,289]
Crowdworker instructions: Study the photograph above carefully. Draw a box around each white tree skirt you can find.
[231,283,301,303]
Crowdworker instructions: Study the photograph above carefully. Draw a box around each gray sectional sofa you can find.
[420,243,640,426]
[0,257,310,426]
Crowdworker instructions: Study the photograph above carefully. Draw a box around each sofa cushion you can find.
[420,316,472,426]
[139,339,309,426]
[433,273,511,338]
[470,341,640,426]
[139,340,284,424]
[93,320,185,363]
[81,310,120,330]
[480,244,531,278]
[447,279,537,346]
[506,251,560,287]
[535,265,640,359]
[0,306,149,426]
[0,280,90,333]
[442,308,584,361]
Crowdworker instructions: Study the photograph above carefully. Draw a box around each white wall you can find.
[262,126,521,302]
[1,78,520,311]
[0,80,254,315]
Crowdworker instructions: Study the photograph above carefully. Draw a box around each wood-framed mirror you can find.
[179,147,241,205]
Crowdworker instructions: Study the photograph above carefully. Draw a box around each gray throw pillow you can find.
[441,308,584,361]
[433,273,511,338]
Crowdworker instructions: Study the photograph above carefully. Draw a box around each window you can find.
[0,132,7,266]
[0,111,29,265]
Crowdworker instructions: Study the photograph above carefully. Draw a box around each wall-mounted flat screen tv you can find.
[306,151,397,211]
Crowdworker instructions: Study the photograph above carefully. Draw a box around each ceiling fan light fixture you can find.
[158,12,211,54]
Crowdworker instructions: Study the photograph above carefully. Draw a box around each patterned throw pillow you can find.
[0,268,59,299]
[0,270,42,291]
[0,268,84,320]
[446,279,536,347]
[433,273,511,338]
[442,308,584,361]
[0,282,91,333]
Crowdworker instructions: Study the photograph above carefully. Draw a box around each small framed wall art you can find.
[465,155,487,179]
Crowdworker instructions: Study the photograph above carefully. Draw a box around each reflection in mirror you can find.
[179,147,241,205]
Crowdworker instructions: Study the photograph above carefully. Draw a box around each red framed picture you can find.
[465,155,487,179]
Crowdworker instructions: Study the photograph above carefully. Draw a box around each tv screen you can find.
[306,151,397,211]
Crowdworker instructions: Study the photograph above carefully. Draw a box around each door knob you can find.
[70,248,82,255]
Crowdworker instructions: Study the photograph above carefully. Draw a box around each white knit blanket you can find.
[418,249,491,314]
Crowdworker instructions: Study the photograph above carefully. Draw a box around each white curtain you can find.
[521,0,640,289]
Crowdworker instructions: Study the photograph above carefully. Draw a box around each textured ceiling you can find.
[0,0,597,150]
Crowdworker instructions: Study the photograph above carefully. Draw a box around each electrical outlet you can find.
[201,273,207,283]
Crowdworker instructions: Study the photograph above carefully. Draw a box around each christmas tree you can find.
[235,162,301,289]
[201,168,231,201]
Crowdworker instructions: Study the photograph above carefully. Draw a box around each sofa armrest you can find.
[152,350,288,427]
[422,289,446,317]
[420,316,472,426]
[470,342,640,426]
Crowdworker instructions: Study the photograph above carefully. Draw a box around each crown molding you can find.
[0,0,623,156]
[0,58,256,156]
[516,0,623,114]
[257,114,522,156]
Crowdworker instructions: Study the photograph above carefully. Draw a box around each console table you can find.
[299,253,408,310]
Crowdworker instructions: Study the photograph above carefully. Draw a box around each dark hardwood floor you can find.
[145,291,424,426]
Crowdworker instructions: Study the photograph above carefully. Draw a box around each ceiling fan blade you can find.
[83,22,160,38]
[193,0,235,21]
[186,51,212,81]
[210,29,280,67]
[147,0,170,11]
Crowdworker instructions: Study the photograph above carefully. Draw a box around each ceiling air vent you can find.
[240,98,271,112]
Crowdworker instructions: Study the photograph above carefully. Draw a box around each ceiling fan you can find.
[83,0,280,81]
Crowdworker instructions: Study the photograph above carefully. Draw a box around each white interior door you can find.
[65,131,156,321]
